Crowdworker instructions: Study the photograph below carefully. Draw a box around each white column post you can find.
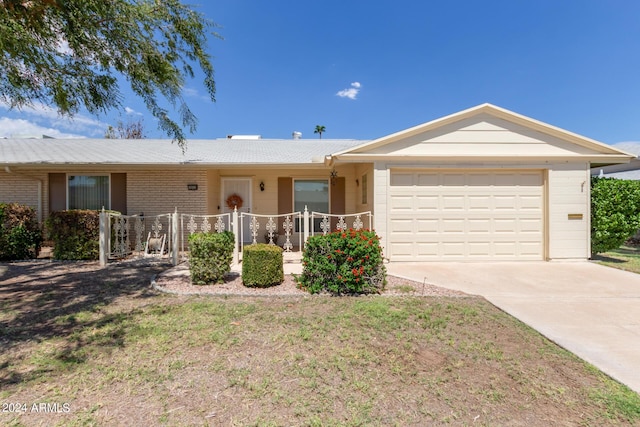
[303,206,309,248]
[99,209,107,267]
[233,207,239,265]
[172,208,179,266]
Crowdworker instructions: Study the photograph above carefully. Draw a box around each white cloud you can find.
[183,87,213,102]
[0,117,86,138]
[336,82,362,100]
[0,101,108,136]
[125,106,143,115]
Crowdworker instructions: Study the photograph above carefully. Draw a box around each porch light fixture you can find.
[187,184,198,191]
[260,181,265,192]
[330,168,338,186]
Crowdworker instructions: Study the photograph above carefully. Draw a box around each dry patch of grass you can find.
[1,261,639,426]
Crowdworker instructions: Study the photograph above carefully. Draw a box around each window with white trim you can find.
[294,179,329,231]
[68,175,109,210]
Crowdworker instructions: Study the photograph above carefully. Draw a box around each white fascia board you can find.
[332,153,634,164]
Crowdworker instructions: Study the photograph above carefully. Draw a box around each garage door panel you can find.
[494,195,518,211]
[389,242,413,257]
[390,173,414,187]
[519,218,543,233]
[416,219,439,233]
[468,218,491,233]
[416,243,439,257]
[520,195,543,211]
[416,174,439,186]
[388,170,544,261]
[468,242,492,256]
[441,218,465,233]
[494,218,517,233]
[443,196,465,210]
[442,173,466,186]
[389,218,413,233]
[468,195,491,211]
[389,195,413,211]
[442,242,466,256]
[416,195,439,210]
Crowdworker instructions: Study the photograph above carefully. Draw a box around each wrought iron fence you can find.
[99,207,372,267]
[101,211,174,262]
[178,213,231,261]
[310,211,373,235]
[239,212,303,253]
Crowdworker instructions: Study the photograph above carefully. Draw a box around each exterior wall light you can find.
[260,181,265,192]
[187,184,198,191]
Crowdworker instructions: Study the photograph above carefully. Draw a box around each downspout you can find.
[4,166,44,224]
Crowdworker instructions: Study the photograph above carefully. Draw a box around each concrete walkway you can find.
[386,261,640,394]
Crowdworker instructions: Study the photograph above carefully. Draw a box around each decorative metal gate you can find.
[179,213,231,261]
[239,211,303,253]
[99,210,175,264]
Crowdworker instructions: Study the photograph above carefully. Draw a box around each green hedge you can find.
[591,177,640,255]
[242,243,284,287]
[0,203,42,260]
[297,229,386,295]
[46,210,100,260]
[188,231,234,285]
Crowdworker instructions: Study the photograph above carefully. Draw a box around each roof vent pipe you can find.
[292,131,302,140]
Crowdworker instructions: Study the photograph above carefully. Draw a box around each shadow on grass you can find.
[592,254,627,264]
[0,258,172,387]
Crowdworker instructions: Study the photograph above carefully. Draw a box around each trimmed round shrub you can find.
[188,231,234,285]
[46,210,100,260]
[297,229,386,295]
[0,203,42,260]
[242,243,284,287]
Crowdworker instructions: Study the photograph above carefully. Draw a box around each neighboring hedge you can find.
[591,177,640,255]
[188,231,234,285]
[0,203,42,260]
[242,243,284,287]
[46,210,100,260]
[297,229,386,295]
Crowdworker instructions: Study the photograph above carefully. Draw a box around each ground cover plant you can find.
[1,261,639,425]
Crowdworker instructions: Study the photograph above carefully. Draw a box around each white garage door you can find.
[388,170,544,261]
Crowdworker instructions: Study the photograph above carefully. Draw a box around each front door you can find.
[221,178,252,242]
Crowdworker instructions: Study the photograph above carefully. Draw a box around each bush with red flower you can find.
[297,229,386,295]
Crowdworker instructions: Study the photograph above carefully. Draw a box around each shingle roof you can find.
[0,138,366,166]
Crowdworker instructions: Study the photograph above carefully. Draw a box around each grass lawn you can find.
[1,261,639,426]
[592,245,640,274]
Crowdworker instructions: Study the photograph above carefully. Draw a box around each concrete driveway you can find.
[386,261,640,394]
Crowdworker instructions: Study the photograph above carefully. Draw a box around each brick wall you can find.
[127,169,208,216]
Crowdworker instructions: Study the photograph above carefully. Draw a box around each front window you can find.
[68,175,109,210]
[294,179,329,232]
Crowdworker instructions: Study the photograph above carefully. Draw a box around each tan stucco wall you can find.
[216,166,360,215]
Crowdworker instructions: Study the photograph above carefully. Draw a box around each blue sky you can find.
[2,1,640,146]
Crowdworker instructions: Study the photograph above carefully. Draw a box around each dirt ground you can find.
[1,259,638,426]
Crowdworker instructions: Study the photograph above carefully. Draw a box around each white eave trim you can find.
[330,153,634,164]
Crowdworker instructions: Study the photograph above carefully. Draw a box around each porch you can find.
[99,208,373,268]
